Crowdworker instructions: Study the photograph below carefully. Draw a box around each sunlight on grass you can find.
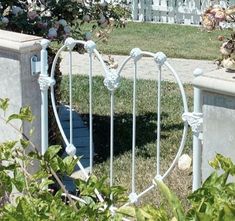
[81,22,231,60]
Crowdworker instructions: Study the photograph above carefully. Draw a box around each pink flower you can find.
[37,21,47,29]
[28,11,38,20]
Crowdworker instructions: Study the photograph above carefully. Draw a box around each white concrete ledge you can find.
[193,68,235,96]
[0,30,42,53]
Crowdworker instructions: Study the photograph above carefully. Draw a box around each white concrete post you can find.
[0,30,42,164]
[192,68,203,191]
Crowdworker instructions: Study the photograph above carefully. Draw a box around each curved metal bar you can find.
[164,61,188,112]
[161,61,189,179]
[115,51,189,207]
[117,56,132,76]
[50,45,69,145]
[50,44,90,179]
[49,40,106,203]
[93,48,110,75]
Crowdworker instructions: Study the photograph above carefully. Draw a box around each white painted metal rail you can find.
[38,37,197,215]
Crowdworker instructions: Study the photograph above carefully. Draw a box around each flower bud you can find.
[83,14,90,22]
[59,19,67,27]
[2,17,9,24]
[64,25,71,34]
[48,27,57,39]
[27,11,38,20]
[12,6,23,16]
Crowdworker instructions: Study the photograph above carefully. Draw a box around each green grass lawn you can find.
[81,22,231,60]
[61,75,193,206]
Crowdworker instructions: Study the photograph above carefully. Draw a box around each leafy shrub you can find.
[1,98,235,220]
[0,0,129,43]
[155,154,235,221]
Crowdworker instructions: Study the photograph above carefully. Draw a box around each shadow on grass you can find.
[81,111,184,163]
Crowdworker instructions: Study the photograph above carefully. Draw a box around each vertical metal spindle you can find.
[156,65,162,175]
[69,50,73,145]
[89,53,93,173]
[110,91,114,188]
[193,69,203,191]
[40,39,50,155]
[131,61,137,194]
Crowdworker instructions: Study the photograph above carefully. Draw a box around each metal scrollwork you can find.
[38,75,55,91]
[103,69,120,91]
[182,112,203,139]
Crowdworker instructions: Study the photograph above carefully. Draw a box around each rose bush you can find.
[0,0,129,145]
[0,0,129,43]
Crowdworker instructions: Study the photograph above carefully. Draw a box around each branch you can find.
[0,115,38,152]
[50,167,79,212]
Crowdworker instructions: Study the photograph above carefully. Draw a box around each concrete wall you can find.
[193,68,235,181]
[0,30,42,156]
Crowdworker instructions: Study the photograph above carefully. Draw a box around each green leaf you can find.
[32,170,48,180]
[49,155,64,172]
[155,179,185,221]
[28,151,41,160]
[209,157,220,170]
[44,145,61,161]
[0,98,9,112]
[20,139,30,149]
[63,156,79,176]
[16,198,35,220]
[39,178,54,190]
[7,106,34,123]
[12,168,25,192]
[0,171,12,195]
[135,207,151,220]
[210,154,235,175]
[117,206,136,218]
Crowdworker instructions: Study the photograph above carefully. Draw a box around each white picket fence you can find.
[131,0,235,24]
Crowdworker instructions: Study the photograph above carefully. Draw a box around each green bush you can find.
[0,0,129,43]
[0,98,235,220]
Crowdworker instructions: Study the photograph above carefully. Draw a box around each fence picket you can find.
[131,0,235,24]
